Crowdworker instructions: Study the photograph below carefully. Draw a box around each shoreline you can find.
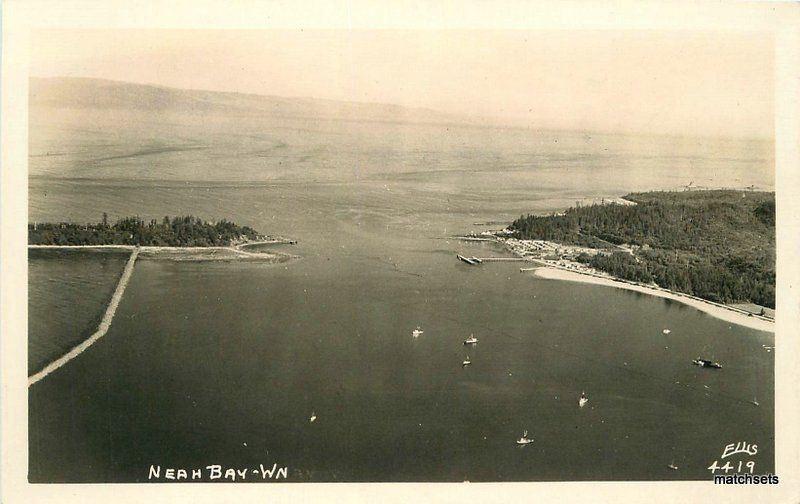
[530,266,775,333]
[456,232,775,333]
[28,240,297,262]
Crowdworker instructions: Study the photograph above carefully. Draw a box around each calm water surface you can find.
[28,249,129,373]
[28,125,774,482]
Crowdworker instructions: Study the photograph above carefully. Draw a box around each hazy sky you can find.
[32,29,774,138]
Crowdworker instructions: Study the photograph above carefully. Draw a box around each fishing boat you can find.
[464,334,478,345]
[579,392,588,408]
[692,357,722,369]
[412,327,424,338]
[516,430,533,445]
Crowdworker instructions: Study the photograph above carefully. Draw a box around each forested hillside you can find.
[511,190,775,308]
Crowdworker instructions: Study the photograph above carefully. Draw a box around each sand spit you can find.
[29,243,297,262]
[136,246,295,262]
[531,266,774,333]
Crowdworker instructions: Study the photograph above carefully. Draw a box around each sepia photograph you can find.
[2,1,800,502]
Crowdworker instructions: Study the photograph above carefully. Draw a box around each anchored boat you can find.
[692,357,722,369]
[516,430,533,445]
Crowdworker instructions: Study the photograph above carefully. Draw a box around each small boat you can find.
[464,334,478,345]
[412,327,424,338]
[462,356,472,367]
[668,463,679,471]
[752,398,760,406]
[692,357,722,369]
[579,391,588,408]
[457,254,479,265]
[516,430,533,445]
[662,329,671,335]
[309,412,317,423]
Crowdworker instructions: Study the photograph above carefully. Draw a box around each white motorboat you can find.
[579,392,588,408]
[309,412,317,423]
[464,334,478,345]
[462,356,472,367]
[516,430,533,445]
[662,329,671,335]
[412,327,424,338]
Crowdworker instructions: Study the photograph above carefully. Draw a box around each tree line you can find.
[29,215,262,247]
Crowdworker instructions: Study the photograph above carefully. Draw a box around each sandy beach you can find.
[531,266,775,333]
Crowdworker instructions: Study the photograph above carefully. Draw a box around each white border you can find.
[2,1,799,503]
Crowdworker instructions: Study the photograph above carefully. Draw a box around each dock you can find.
[457,254,528,265]
[457,254,480,265]
[456,237,496,242]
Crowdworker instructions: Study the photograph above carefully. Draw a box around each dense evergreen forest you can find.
[511,190,775,308]
[29,215,261,247]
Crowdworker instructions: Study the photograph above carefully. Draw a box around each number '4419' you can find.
[707,460,755,474]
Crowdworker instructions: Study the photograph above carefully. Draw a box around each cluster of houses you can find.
[501,237,605,274]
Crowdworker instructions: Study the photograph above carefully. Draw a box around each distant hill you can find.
[28,77,482,181]
[28,77,774,189]
[30,76,464,125]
